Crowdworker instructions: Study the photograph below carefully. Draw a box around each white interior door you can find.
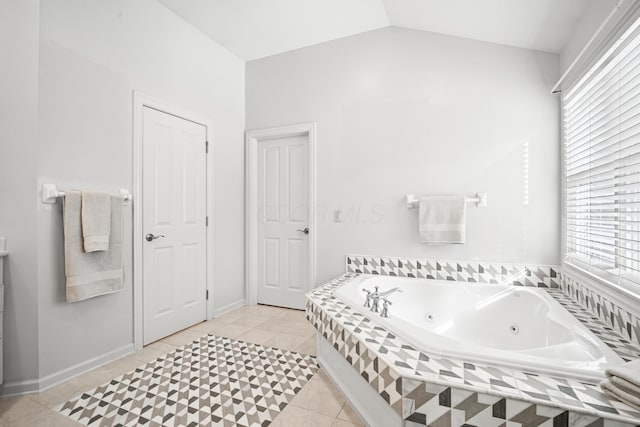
[142,107,207,344]
[257,135,310,309]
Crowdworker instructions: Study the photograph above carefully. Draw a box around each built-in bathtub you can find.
[334,274,623,382]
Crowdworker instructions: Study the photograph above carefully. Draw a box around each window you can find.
[564,18,640,292]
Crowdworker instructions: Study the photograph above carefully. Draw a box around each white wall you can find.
[0,0,41,388]
[34,0,245,380]
[560,0,618,74]
[246,27,561,284]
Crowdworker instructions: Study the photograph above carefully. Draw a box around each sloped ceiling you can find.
[157,0,593,61]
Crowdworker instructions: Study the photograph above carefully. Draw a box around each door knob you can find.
[296,227,309,235]
[145,233,165,242]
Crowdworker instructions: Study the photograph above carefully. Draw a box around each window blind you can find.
[564,17,640,291]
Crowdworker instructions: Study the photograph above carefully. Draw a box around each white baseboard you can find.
[0,343,134,397]
[0,377,40,397]
[213,298,246,318]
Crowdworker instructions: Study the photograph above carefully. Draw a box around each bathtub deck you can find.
[306,273,640,426]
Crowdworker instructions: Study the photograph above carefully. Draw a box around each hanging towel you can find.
[418,196,467,244]
[64,191,124,302]
[600,359,640,410]
[81,191,111,252]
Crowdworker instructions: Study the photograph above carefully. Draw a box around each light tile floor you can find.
[0,305,363,427]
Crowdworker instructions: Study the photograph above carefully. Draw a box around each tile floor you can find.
[0,305,363,427]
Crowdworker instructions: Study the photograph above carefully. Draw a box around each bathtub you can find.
[334,275,624,381]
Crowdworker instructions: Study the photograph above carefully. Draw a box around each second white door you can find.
[142,107,208,345]
[257,134,310,309]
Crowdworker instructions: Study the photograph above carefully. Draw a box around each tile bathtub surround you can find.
[306,273,640,426]
[561,270,640,350]
[401,379,601,427]
[56,335,318,426]
[346,254,561,288]
[548,288,640,363]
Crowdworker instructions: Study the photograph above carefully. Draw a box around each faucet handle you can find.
[380,298,393,318]
[362,288,372,308]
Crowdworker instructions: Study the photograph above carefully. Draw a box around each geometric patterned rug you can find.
[55,335,318,427]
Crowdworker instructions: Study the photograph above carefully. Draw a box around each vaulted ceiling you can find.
[157,0,593,61]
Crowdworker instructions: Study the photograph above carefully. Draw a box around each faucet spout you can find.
[376,287,401,298]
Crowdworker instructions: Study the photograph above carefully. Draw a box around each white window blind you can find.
[564,17,640,291]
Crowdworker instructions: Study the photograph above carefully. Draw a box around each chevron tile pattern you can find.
[549,288,640,362]
[401,379,571,427]
[345,254,560,288]
[561,271,640,349]
[307,273,640,426]
[56,335,318,427]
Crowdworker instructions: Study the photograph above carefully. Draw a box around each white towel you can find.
[64,191,124,302]
[81,191,111,252]
[418,196,467,244]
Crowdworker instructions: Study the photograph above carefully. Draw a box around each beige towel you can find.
[606,358,640,384]
[600,379,640,410]
[81,191,111,252]
[64,191,123,302]
[418,196,467,244]
[600,359,640,410]
[611,375,640,396]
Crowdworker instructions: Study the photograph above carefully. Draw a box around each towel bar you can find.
[41,184,132,205]
[406,193,487,208]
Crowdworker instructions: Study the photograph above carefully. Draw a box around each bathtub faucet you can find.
[369,286,401,313]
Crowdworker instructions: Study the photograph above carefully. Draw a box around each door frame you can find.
[132,92,214,350]
[245,123,317,306]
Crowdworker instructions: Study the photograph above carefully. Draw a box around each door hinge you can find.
[206,216,209,226]
[206,290,209,300]
[205,140,209,153]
